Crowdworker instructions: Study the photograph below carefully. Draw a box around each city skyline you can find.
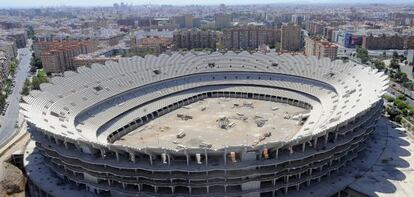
[2,0,414,8]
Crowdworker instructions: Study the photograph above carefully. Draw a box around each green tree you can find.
[31,76,41,90]
[0,93,5,111]
[373,59,385,71]
[356,46,369,64]
[21,79,31,96]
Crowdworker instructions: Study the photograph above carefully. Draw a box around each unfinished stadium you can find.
[21,51,388,197]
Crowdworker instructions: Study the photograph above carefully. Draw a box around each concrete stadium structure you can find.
[22,51,388,197]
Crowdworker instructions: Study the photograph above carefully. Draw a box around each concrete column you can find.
[185,149,190,167]
[334,133,338,141]
[275,148,279,159]
[325,133,329,144]
[224,148,227,165]
[149,154,153,166]
[167,153,171,165]
[309,168,313,175]
[289,145,293,155]
[296,184,300,191]
[64,141,68,149]
[100,149,105,159]
[313,138,318,148]
[138,184,141,192]
[129,152,136,163]
[284,187,288,195]
[207,186,209,193]
[302,143,306,152]
[122,182,126,189]
[115,151,119,161]
[204,149,208,166]
[107,179,111,186]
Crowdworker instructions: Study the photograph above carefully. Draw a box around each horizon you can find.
[2,0,414,9]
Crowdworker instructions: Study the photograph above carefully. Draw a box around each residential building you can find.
[134,36,172,54]
[291,15,304,26]
[173,29,218,50]
[408,50,414,66]
[305,37,338,60]
[223,26,280,50]
[173,15,194,29]
[35,40,98,73]
[362,34,404,50]
[281,23,302,51]
[215,13,232,29]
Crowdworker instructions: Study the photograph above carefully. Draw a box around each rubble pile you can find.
[254,115,268,127]
[177,114,193,120]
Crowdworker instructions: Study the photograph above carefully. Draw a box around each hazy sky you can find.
[1,0,413,8]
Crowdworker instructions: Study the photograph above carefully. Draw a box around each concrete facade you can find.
[22,52,388,197]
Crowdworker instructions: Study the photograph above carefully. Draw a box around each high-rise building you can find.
[281,23,302,51]
[215,13,232,29]
[223,26,280,50]
[7,30,27,48]
[306,21,326,35]
[407,50,414,66]
[291,15,304,26]
[323,27,336,42]
[173,15,194,29]
[305,37,338,60]
[173,29,218,50]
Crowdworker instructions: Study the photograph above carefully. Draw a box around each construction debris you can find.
[242,102,254,108]
[176,130,186,138]
[177,114,193,120]
[254,115,268,127]
[217,116,231,129]
[272,107,279,111]
[199,142,212,148]
[283,112,291,119]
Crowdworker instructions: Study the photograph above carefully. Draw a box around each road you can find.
[0,40,32,147]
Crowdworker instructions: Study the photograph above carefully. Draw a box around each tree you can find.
[356,46,369,64]
[31,76,41,90]
[390,58,400,71]
[26,26,35,39]
[0,93,5,111]
[21,79,31,96]
[393,51,399,59]
[30,56,43,70]
[373,59,385,71]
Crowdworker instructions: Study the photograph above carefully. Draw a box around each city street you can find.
[0,40,32,147]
